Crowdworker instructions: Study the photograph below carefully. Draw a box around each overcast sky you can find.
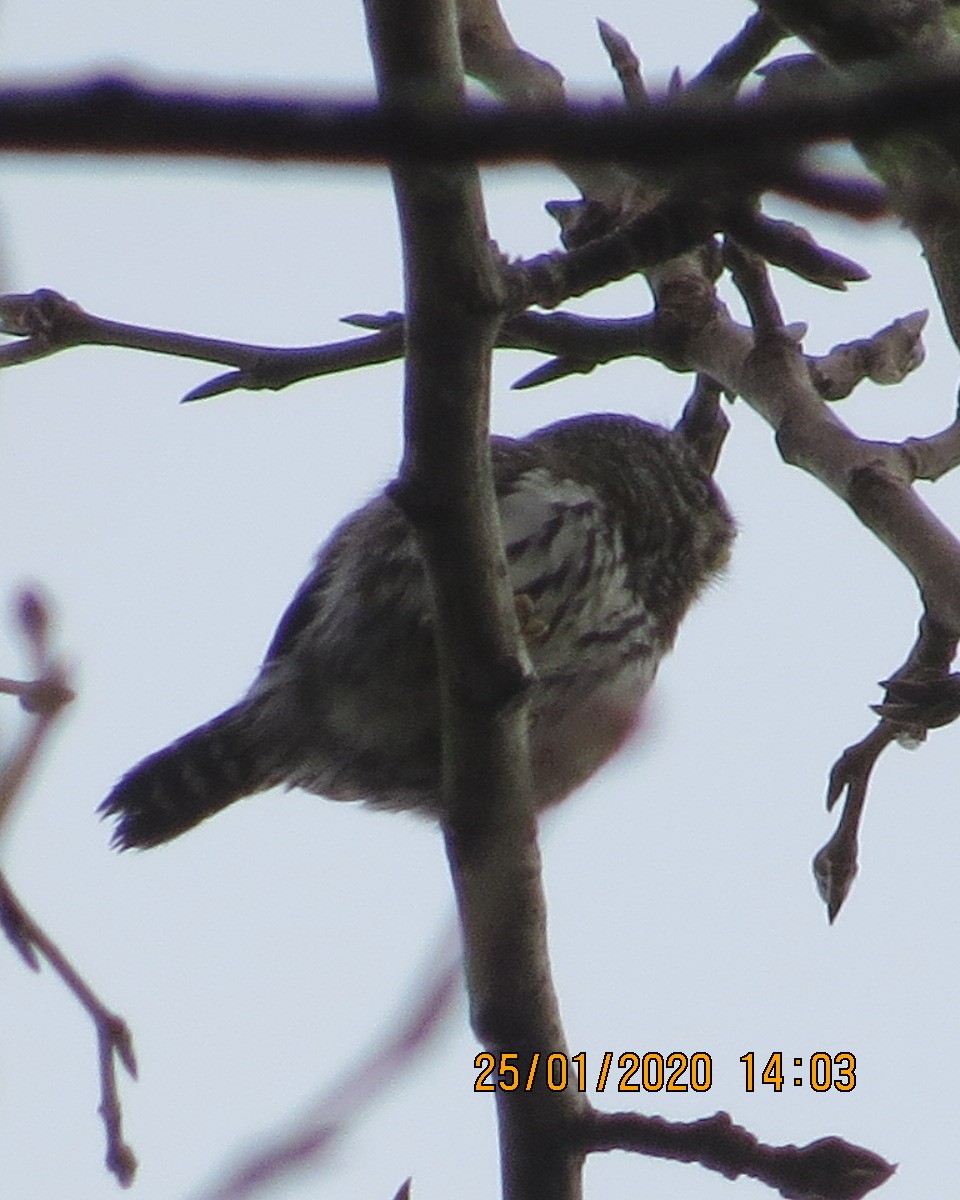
[0,3,957,1199]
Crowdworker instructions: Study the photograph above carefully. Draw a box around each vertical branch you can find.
[362,3,585,1198]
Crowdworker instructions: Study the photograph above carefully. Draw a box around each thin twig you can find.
[814,724,895,923]
[2,290,928,410]
[578,1109,895,1199]
[816,616,959,921]
[597,21,648,109]
[0,873,138,1180]
[723,206,870,292]
[0,288,405,401]
[898,384,960,481]
[0,873,138,1185]
[723,237,786,334]
[196,927,460,1200]
[808,311,927,401]
[0,589,136,1185]
[690,11,786,96]
[0,589,75,832]
[675,375,730,474]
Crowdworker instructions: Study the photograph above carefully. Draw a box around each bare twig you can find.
[2,290,926,414]
[809,311,927,401]
[0,591,135,1184]
[723,207,870,292]
[597,21,648,109]
[675,375,730,474]
[0,288,405,401]
[814,724,895,923]
[685,238,960,922]
[897,389,960,481]
[816,616,959,921]
[690,11,786,96]
[457,0,565,108]
[0,873,138,1185]
[723,237,786,334]
[0,589,75,833]
[507,311,658,388]
[507,193,721,309]
[578,1109,895,1199]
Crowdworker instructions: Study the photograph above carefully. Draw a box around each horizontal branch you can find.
[579,1108,895,1199]
[0,290,925,410]
[0,67,960,167]
[0,289,404,400]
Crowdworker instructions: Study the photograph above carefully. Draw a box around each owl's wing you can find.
[262,562,330,665]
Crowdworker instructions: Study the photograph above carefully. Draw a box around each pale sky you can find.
[0,3,957,1199]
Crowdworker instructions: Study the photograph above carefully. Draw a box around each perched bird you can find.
[101,412,734,849]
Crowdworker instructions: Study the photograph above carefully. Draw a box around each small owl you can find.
[101,412,733,848]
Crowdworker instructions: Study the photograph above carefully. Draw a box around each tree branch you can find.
[758,1,960,351]
[0,67,956,169]
[195,928,460,1200]
[0,590,136,1186]
[690,10,786,96]
[577,1109,895,1200]
[0,288,405,400]
[0,873,138,1186]
[363,3,583,1198]
[1,287,928,418]
[808,311,927,401]
[816,613,959,921]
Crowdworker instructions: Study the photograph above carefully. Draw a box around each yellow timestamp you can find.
[473,1051,858,1094]
[740,1051,856,1092]
[474,1050,714,1094]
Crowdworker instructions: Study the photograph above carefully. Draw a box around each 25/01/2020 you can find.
[473,1051,713,1094]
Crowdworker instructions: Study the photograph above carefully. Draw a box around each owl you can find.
[101,411,733,848]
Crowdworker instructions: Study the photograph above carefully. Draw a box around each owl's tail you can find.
[99,704,274,849]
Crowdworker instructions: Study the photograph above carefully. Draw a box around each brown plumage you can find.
[101,412,734,848]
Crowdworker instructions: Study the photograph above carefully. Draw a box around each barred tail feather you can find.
[100,704,270,849]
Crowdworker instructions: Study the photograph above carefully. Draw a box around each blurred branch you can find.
[0,590,136,1187]
[197,929,460,1200]
[0,67,958,168]
[757,2,960,352]
[0,589,74,835]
